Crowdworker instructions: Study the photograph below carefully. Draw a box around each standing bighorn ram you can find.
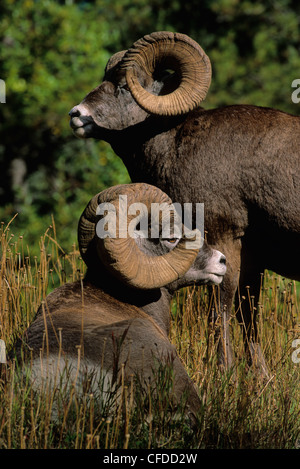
[69,31,300,374]
[11,183,226,424]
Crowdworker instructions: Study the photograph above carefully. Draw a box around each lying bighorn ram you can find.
[69,31,300,374]
[12,183,226,424]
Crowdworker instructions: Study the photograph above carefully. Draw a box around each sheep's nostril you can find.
[220,255,226,265]
[69,106,81,117]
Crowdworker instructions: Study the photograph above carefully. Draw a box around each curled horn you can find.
[120,31,211,116]
[78,183,200,289]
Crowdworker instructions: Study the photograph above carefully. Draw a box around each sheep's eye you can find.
[120,84,130,92]
[163,238,179,246]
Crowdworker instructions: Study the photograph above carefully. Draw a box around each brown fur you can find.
[11,240,225,425]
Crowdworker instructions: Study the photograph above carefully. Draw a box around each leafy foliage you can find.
[0,0,130,251]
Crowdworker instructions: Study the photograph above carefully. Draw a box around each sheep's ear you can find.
[104,51,127,79]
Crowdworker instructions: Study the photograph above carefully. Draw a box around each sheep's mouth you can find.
[70,116,94,138]
[207,272,225,285]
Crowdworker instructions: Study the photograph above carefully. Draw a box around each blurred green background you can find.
[1,0,299,254]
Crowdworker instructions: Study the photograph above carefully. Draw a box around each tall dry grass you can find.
[0,218,299,449]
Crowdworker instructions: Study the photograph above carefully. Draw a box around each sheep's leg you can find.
[236,265,270,379]
[207,238,242,370]
[211,273,236,370]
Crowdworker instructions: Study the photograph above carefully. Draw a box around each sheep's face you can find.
[182,242,227,287]
[70,33,211,136]
[69,48,182,139]
[69,66,157,139]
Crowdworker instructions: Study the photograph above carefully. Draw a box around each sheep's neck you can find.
[84,268,173,335]
[109,115,185,186]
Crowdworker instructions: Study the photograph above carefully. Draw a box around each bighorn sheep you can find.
[11,183,226,424]
[69,31,300,374]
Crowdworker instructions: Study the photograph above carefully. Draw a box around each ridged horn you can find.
[78,183,200,289]
[120,31,211,116]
